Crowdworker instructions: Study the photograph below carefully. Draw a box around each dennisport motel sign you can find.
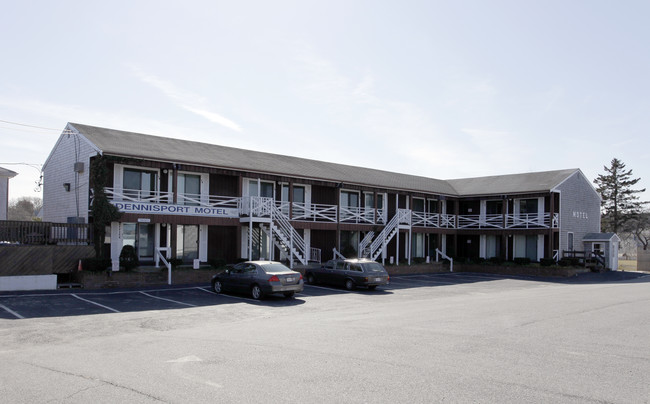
[112,201,239,218]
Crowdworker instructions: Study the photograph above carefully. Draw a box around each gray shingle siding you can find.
[554,171,601,253]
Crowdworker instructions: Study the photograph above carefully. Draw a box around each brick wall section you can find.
[555,171,601,253]
[42,132,96,223]
[78,269,216,289]
[454,263,589,277]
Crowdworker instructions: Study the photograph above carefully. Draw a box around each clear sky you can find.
[1,0,649,202]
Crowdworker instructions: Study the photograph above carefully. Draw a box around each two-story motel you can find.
[42,123,602,269]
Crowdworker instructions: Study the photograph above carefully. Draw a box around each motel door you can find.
[123,223,156,262]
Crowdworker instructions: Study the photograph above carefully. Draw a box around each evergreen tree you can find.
[594,158,647,233]
[90,155,122,258]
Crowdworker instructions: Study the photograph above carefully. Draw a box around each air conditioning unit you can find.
[73,162,84,173]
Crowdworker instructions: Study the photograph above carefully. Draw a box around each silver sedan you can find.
[211,261,304,299]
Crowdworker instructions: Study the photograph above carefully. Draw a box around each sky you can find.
[1,0,649,203]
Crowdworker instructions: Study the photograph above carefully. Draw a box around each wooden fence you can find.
[0,221,93,245]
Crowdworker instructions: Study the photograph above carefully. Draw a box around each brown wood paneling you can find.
[210,173,239,196]
[312,185,337,205]
[207,226,238,264]
[310,229,337,261]
[0,245,95,275]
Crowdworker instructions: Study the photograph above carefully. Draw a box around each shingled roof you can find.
[65,123,580,197]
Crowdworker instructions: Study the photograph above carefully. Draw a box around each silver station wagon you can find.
[211,261,304,299]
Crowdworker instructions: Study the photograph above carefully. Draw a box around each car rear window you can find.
[260,263,292,273]
[362,263,386,273]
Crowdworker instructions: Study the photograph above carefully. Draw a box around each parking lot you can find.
[1,271,649,403]
[2,271,644,320]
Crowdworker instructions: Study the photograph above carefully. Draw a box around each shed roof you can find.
[0,167,18,178]
[583,233,620,242]
[66,123,581,197]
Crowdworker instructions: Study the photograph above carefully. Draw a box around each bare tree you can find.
[7,197,42,221]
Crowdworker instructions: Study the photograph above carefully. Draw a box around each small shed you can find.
[583,233,620,270]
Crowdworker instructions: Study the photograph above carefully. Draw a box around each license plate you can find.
[373,277,382,282]
[286,277,294,282]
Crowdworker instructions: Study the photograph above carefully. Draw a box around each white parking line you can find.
[71,294,120,313]
[0,303,24,319]
[196,287,259,302]
[389,277,459,285]
[139,291,197,307]
[304,284,353,293]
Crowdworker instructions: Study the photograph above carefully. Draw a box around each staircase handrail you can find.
[270,203,307,265]
[435,248,453,272]
[358,231,375,258]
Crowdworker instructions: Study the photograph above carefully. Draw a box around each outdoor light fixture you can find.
[63,183,70,192]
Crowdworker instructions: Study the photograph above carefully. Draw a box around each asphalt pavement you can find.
[1,271,649,403]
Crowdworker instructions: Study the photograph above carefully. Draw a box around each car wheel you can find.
[307,273,315,284]
[251,284,263,300]
[345,279,355,291]
[283,291,295,298]
[212,280,222,294]
[368,285,377,291]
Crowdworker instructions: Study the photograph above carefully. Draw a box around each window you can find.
[412,198,425,213]
[177,224,199,262]
[519,199,538,214]
[486,200,503,215]
[411,233,425,258]
[340,191,359,207]
[123,168,157,198]
[248,180,274,198]
[178,173,201,205]
[281,185,305,203]
[428,200,439,214]
[567,232,574,251]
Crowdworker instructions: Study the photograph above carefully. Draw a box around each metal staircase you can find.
[242,197,309,266]
[358,231,375,258]
[365,209,411,261]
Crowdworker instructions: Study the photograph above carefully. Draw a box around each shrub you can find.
[119,245,139,271]
[412,257,426,264]
[488,257,503,265]
[168,258,184,268]
[540,258,556,267]
[513,257,531,266]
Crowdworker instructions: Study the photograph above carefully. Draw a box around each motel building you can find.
[42,123,605,270]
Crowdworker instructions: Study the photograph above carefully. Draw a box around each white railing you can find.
[333,247,346,260]
[240,196,274,218]
[177,192,240,209]
[155,247,172,285]
[358,231,375,258]
[457,214,503,229]
[105,187,173,204]
[269,202,307,266]
[435,248,453,272]
[369,210,406,261]
[340,206,376,224]
[290,202,338,222]
[505,213,553,229]
[310,247,322,263]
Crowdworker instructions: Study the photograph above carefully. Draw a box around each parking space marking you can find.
[389,277,459,285]
[139,291,197,307]
[71,294,121,313]
[304,284,353,293]
[0,303,24,319]
[196,287,259,303]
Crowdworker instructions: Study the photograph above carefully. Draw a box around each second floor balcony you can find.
[101,188,559,229]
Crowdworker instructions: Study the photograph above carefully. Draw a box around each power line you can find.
[0,119,60,131]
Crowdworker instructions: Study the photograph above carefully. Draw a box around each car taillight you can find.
[299,274,303,280]
[387,276,390,281]
[268,275,280,282]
